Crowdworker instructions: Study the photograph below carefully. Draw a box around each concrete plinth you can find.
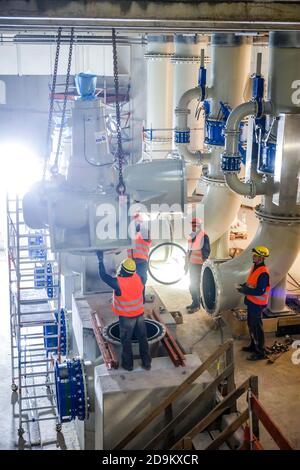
[72,294,100,361]
[94,354,215,450]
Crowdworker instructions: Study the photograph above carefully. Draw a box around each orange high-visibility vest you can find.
[112,273,144,317]
[128,232,152,262]
[246,265,270,306]
[188,230,205,265]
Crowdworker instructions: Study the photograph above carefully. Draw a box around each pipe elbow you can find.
[176,86,202,113]
[226,101,257,134]
[225,174,277,198]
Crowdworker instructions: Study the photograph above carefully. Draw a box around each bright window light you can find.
[0,142,41,195]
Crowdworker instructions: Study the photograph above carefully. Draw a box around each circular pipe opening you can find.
[148,242,187,285]
[103,319,166,346]
[202,265,216,314]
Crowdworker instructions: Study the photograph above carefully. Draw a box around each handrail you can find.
[250,394,294,450]
[113,339,234,450]
[172,375,255,450]
[144,362,234,449]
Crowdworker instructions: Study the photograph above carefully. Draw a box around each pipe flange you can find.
[248,179,256,199]
[144,52,173,60]
[221,154,241,173]
[102,319,166,345]
[224,129,241,137]
[175,107,191,116]
[171,56,202,64]
[255,207,300,225]
[200,258,228,316]
[175,130,190,144]
[144,137,172,144]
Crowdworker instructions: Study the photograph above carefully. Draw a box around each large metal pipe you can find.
[201,32,300,317]
[201,219,300,315]
[172,34,204,151]
[175,34,252,246]
[145,35,173,158]
[201,111,300,315]
[200,34,252,247]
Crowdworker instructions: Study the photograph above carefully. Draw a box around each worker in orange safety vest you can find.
[128,213,152,303]
[97,252,151,372]
[186,218,211,313]
[237,245,270,361]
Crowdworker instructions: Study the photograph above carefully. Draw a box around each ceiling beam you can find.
[1,1,300,32]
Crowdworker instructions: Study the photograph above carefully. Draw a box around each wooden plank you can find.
[164,404,174,448]
[251,395,294,450]
[278,316,300,327]
[210,430,231,450]
[152,309,186,365]
[225,341,236,411]
[205,409,249,450]
[113,339,233,450]
[171,376,254,450]
[144,363,234,449]
[183,436,193,450]
[249,376,259,438]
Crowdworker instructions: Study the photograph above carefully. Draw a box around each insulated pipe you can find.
[201,220,300,315]
[176,34,252,248]
[145,35,173,159]
[201,112,300,315]
[223,100,276,197]
[175,86,209,164]
[172,34,204,151]
[200,182,242,243]
[269,276,288,313]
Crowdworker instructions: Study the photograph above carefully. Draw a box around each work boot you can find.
[246,352,266,361]
[241,344,256,353]
[186,304,200,314]
[186,302,196,310]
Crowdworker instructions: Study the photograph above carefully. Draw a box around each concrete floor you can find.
[1,206,300,450]
[150,206,300,450]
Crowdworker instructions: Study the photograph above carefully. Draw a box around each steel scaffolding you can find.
[7,196,62,447]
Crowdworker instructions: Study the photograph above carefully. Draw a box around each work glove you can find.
[96,250,104,261]
[236,283,246,294]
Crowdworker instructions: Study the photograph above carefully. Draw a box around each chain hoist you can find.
[51,27,74,176]
[43,27,62,180]
[112,28,126,195]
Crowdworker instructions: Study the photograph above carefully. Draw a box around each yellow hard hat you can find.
[252,245,269,258]
[121,258,136,274]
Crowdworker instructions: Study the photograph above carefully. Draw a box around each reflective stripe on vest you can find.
[128,232,152,261]
[188,230,205,265]
[246,265,270,306]
[112,273,144,317]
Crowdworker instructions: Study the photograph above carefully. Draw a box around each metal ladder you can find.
[7,196,62,447]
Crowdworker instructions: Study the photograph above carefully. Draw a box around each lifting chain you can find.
[51,27,75,176]
[43,27,62,180]
[112,28,126,195]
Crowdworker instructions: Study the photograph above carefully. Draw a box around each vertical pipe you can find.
[269,276,288,313]
[145,35,174,159]
[172,34,204,151]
